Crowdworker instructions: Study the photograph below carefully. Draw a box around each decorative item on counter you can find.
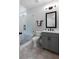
[52,29,54,31]
[36,20,43,26]
[46,28,54,31]
[48,28,49,31]
[50,28,51,31]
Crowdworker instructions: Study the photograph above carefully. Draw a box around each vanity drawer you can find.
[41,32,59,38]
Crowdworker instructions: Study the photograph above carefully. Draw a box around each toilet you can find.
[32,36,40,47]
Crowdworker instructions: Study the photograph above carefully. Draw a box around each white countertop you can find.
[42,30,59,33]
[36,29,59,34]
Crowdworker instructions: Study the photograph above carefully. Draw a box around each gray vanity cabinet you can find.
[37,32,59,53]
[40,36,48,48]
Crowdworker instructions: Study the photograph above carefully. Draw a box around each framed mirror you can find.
[46,11,57,28]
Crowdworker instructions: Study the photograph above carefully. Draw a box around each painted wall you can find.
[19,0,59,35]
[27,1,59,32]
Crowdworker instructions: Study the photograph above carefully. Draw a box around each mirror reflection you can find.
[46,11,57,28]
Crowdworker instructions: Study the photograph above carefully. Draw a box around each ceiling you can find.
[20,0,54,9]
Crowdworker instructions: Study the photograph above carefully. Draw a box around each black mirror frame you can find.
[46,11,57,28]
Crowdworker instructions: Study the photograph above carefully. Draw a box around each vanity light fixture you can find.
[43,2,57,11]
[49,6,53,10]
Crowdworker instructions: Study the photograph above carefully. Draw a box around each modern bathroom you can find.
[19,0,59,59]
